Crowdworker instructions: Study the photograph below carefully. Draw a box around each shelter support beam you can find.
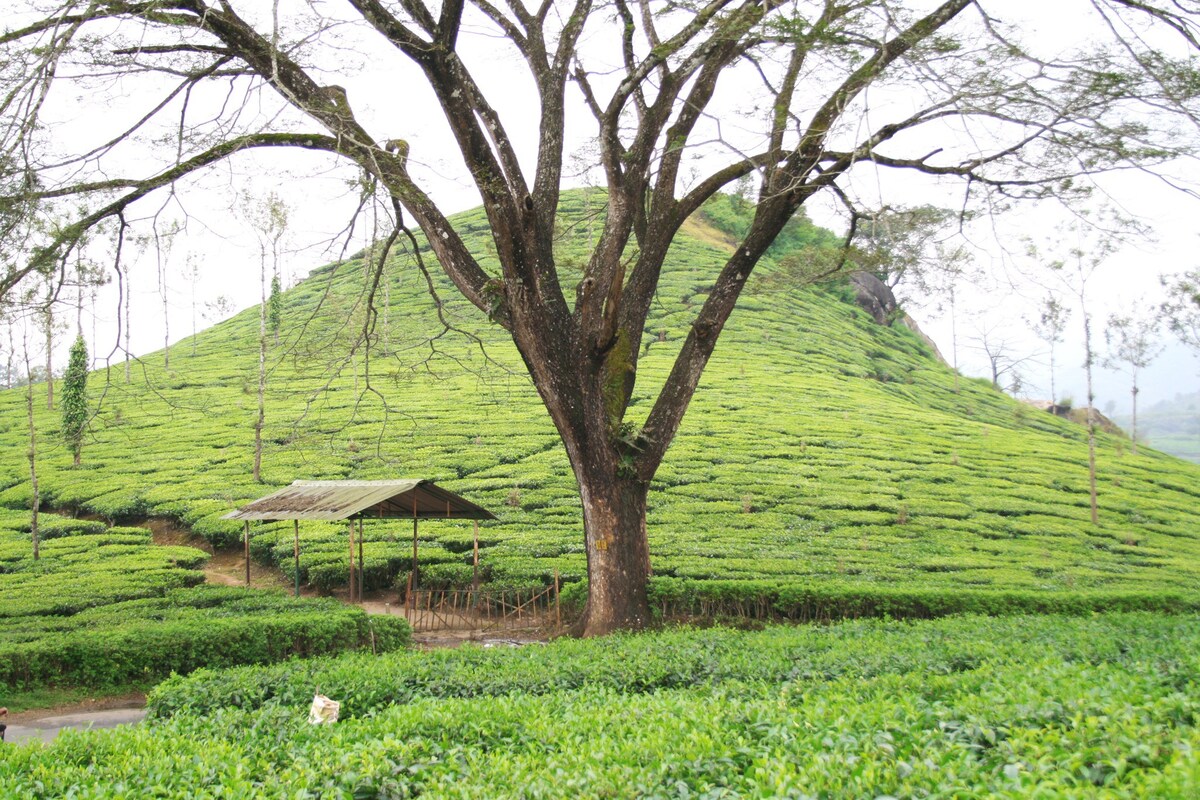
[348,520,356,603]
[357,518,365,602]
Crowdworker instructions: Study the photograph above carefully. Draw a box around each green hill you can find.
[1,190,1198,604]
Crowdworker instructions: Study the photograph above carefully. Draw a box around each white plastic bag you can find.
[307,694,340,725]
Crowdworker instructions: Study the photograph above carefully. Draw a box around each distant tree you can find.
[188,254,200,357]
[40,285,56,410]
[203,295,235,324]
[850,205,964,295]
[1104,306,1163,455]
[136,222,182,370]
[60,334,88,466]
[1162,268,1200,361]
[120,243,131,384]
[21,323,39,561]
[970,324,1037,396]
[246,192,290,483]
[1035,215,1133,525]
[1028,295,1071,404]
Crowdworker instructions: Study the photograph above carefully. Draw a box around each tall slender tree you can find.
[1105,306,1163,455]
[21,323,39,561]
[1041,222,1124,526]
[1029,295,1071,405]
[246,192,289,484]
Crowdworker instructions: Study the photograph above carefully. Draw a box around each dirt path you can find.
[3,693,148,745]
[140,517,297,592]
[5,706,148,745]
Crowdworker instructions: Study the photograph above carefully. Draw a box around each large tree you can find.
[2,1,1200,634]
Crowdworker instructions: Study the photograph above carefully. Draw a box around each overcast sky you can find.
[12,0,1200,417]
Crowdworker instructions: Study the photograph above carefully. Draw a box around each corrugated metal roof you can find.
[222,479,496,521]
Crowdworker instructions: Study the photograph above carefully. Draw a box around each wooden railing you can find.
[397,583,563,634]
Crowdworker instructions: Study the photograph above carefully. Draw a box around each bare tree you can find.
[188,253,199,356]
[969,323,1038,396]
[1028,294,1071,405]
[153,222,181,369]
[40,282,58,410]
[3,1,1200,633]
[1034,216,1134,525]
[1105,304,1164,454]
[245,191,289,484]
[21,320,39,561]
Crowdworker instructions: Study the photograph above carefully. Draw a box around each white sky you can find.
[12,0,1200,415]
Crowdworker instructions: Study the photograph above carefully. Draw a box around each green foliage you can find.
[0,510,410,691]
[3,614,1192,796]
[268,274,282,339]
[59,335,88,464]
[147,612,1197,721]
[0,587,409,690]
[697,192,839,257]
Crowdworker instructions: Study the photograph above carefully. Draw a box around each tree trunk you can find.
[1082,305,1099,525]
[123,260,131,384]
[43,305,53,411]
[572,475,653,636]
[1049,343,1056,404]
[1131,384,1139,456]
[253,244,268,483]
[25,348,39,561]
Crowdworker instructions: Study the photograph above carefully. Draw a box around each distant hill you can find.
[0,190,1198,598]
[1116,391,1200,463]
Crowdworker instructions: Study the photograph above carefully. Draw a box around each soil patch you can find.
[129,516,295,591]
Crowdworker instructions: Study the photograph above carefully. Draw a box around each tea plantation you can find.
[1,614,1197,796]
[0,508,408,694]
[0,190,1195,612]
[1,193,1199,795]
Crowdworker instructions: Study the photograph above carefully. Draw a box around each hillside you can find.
[1,190,1198,601]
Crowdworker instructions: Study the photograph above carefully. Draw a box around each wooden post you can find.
[293,520,300,598]
[357,518,365,602]
[472,520,480,590]
[554,570,561,629]
[348,519,356,603]
[411,494,419,588]
[244,521,251,586]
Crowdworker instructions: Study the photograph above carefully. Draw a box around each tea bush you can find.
[148,612,1198,720]
[2,613,1193,797]
[0,513,410,690]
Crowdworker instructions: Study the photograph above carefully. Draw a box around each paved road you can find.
[5,708,148,745]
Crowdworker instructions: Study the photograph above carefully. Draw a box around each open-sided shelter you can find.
[224,479,496,600]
